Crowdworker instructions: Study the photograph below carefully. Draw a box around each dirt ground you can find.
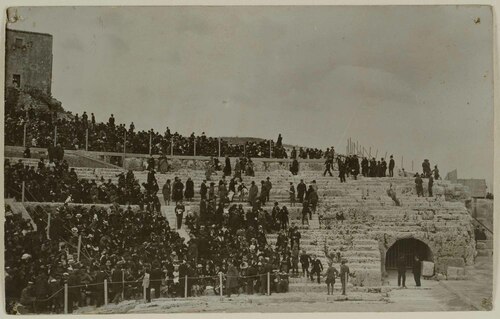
[75,256,493,314]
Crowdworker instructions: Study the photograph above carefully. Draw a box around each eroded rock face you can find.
[319,180,475,286]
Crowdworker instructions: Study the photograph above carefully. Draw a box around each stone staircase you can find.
[4,198,37,230]
[10,156,476,285]
[160,204,191,242]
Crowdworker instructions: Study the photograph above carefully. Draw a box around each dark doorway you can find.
[385,238,432,270]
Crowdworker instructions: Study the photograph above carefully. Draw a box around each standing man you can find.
[428,175,434,197]
[340,259,350,295]
[325,262,339,295]
[265,177,273,202]
[415,174,424,197]
[380,158,387,177]
[300,249,311,278]
[310,255,323,284]
[389,155,395,177]
[175,201,185,229]
[200,180,207,200]
[413,255,422,287]
[323,157,333,177]
[301,201,310,226]
[288,182,296,207]
[297,179,306,203]
[397,255,407,288]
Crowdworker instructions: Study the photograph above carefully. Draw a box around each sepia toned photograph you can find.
[2,4,495,315]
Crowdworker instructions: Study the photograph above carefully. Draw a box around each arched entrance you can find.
[385,238,432,270]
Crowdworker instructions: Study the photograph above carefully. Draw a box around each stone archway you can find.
[384,238,433,271]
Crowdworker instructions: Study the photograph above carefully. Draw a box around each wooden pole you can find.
[77,235,82,262]
[85,128,89,151]
[412,160,414,172]
[46,212,51,239]
[193,137,196,156]
[21,181,25,203]
[219,272,223,299]
[269,140,272,158]
[64,283,68,314]
[104,279,108,305]
[23,122,27,147]
[346,139,349,155]
[149,131,152,155]
[218,138,221,158]
[375,149,378,159]
[184,275,188,298]
[123,131,127,156]
[122,271,125,300]
[267,272,271,295]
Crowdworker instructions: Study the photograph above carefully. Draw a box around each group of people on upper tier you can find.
[6,102,327,159]
[414,160,440,197]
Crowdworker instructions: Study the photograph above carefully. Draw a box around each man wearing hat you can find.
[310,255,323,284]
[20,281,36,313]
[34,266,49,312]
[389,155,395,177]
[325,262,339,295]
[265,177,272,202]
[340,259,350,295]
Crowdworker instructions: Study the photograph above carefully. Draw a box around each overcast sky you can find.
[9,6,494,188]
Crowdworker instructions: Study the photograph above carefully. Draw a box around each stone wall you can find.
[124,156,325,172]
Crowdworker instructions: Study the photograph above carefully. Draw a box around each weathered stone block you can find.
[422,261,434,277]
[446,266,466,280]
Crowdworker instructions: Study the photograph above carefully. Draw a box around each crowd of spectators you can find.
[4,158,162,212]
[5,105,325,159]
[4,203,187,314]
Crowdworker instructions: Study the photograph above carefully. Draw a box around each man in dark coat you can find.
[369,158,377,177]
[412,256,422,287]
[389,155,395,177]
[111,264,124,304]
[297,180,306,203]
[380,158,387,177]
[300,250,311,277]
[397,255,407,288]
[172,177,184,204]
[223,156,232,176]
[415,175,424,197]
[175,201,185,229]
[200,180,208,200]
[34,268,49,312]
[323,158,333,177]
[94,266,108,307]
[150,262,164,299]
[351,155,360,180]
[265,177,272,202]
[310,255,323,284]
[184,178,194,202]
[340,259,350,295]
[428,176,434,197]
[290,159,299,175]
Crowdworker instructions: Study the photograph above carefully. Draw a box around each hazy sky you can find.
[9,6,494,188]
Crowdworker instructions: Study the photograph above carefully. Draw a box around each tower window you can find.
[15,37,24,48]
[12,74,21,87]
